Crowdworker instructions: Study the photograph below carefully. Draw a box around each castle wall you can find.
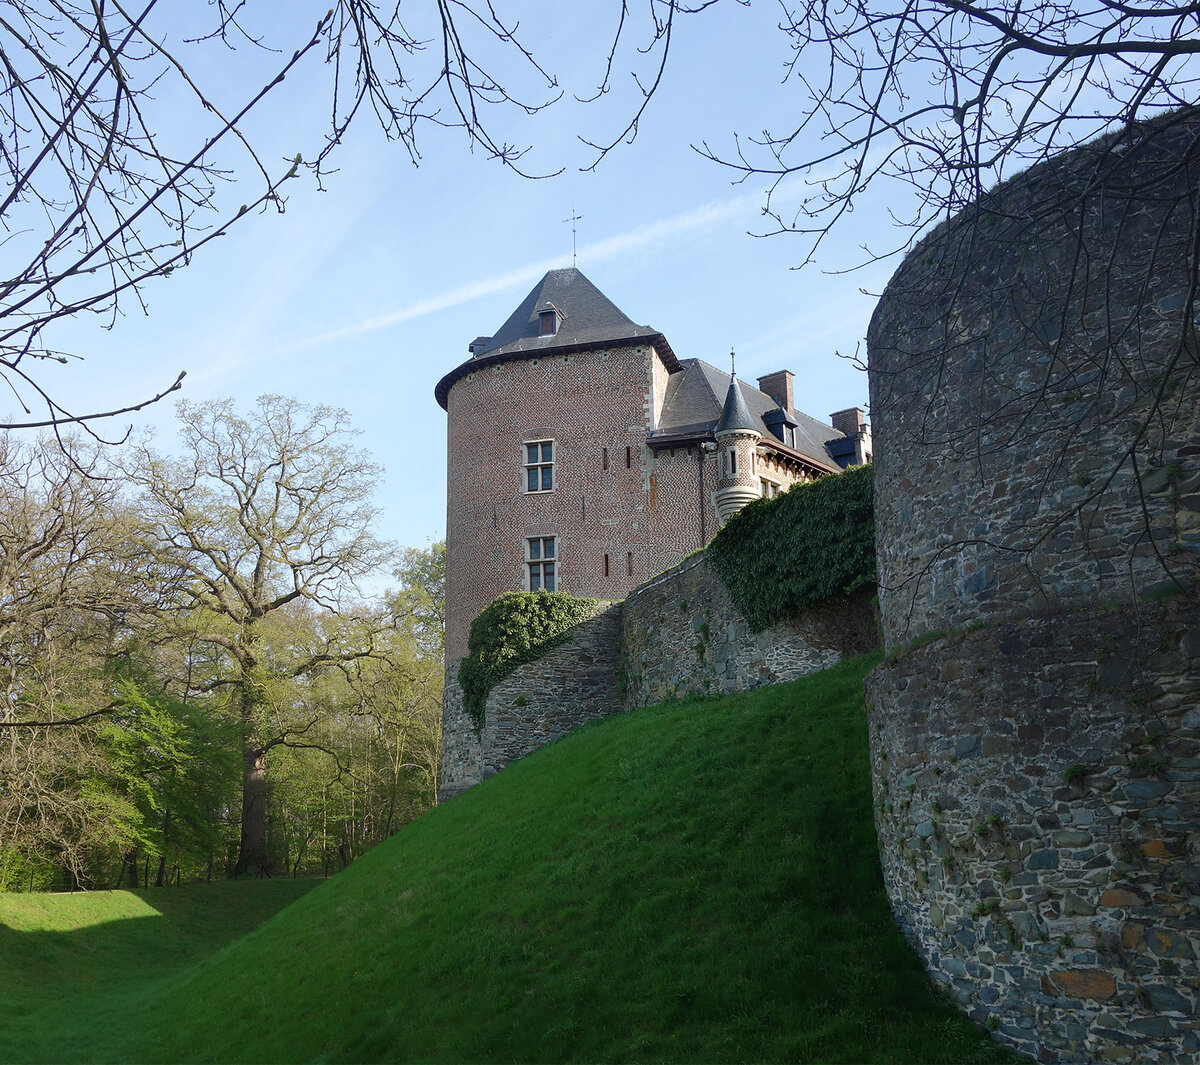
[867,602,1199,1063]
[620,554,876,708]
[869,115,1200,648]
[867,109,1200,1062]
[438,552,873,801]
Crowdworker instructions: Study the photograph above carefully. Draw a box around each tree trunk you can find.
[234,746,270,878]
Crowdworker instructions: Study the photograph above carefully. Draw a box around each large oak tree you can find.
[126,395,390,877]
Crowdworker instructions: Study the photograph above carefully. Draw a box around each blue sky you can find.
[25,1,900,562]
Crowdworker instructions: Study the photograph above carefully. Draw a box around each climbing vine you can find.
[706,463,875,631]
[458,591,601,732]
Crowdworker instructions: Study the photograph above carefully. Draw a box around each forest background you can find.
[0,395,444,890]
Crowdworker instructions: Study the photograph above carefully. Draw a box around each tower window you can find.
[626,552,633,577]
[625,446,632,469]
[524,440,554,493]
[539,308,558,336]
[526,537,556,592]
[604,553,610,577]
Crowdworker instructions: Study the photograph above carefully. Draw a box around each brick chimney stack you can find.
[830,407,867,436]
[830,407,872,465]
[757,370,795,414]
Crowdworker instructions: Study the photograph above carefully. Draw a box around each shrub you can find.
[458,591,601,732]
[706,463,875,631]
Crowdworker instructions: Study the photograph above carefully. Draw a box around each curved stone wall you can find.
[866,601,1199,1062]
[869,109,1200,646]
[867,109,1200,1062]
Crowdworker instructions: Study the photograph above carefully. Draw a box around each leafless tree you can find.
[692,1,1200,622]
[697,0,1200,267]
[0,0,591,432]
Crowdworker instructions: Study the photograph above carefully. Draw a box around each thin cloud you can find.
[292,187,769,352]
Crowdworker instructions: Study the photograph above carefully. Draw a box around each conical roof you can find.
[715,374,759,435]
[435,267,678,409]
[476,267,662,357]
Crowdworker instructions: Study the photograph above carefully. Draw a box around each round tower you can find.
[712,369,761,524]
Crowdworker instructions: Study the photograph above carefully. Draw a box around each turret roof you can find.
[715,375,758,434]
[652,359,844,473]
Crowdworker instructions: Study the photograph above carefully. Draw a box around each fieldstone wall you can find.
[439,666,481,801]
[869,110,1200,646]
[620,553,876,708]
[866,108,1200,1062]
[479,602,623,779]
[439,555,876,800]
[867,600,1199,1063]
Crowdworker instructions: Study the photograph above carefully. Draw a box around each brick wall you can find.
[443,341,826,663]
[444,343,701,663]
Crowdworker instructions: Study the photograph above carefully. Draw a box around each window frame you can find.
[523,439,555,494]
[526,536,557,592]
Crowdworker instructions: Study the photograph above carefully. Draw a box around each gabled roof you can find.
[652,359,844,472]
[435,267,679,409]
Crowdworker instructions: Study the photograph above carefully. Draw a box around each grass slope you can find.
[0,879,317,1062]
[3,655,1017,1063]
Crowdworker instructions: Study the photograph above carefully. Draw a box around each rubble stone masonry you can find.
[438,554,875,801]
[867,109,1200,1062]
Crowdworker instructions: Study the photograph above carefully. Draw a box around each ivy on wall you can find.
[706,463,875,631]
[459,591,601,732]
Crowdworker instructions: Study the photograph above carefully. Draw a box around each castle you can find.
[431,110,1200,1063]
[435,266,871,666]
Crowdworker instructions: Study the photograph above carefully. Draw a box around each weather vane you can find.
[563,206,583,268]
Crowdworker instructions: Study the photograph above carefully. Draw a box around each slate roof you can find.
[435,267,678,409]
[715,375,758,434]
[478,268,665,357]
[652,359,845,472]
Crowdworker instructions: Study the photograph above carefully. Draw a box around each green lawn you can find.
[0,654,1018,1063]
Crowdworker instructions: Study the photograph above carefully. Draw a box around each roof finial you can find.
[730,348,736,380]
[563,205,584,268]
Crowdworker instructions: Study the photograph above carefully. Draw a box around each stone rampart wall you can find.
[620,553,876,708]
[480,602,623,779]
[866,600,1199,1063]
[439,555,875,800]
[866,108,1200,1062]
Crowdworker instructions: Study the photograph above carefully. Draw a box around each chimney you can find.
[830,407,867,436]
[757,370,795,414]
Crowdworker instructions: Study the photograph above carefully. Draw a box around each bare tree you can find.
[697,0,1200,266]
[0,0,576,432]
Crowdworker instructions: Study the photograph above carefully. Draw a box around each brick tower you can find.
[435,267,865,796]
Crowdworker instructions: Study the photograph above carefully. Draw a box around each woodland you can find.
[0,395,444,890]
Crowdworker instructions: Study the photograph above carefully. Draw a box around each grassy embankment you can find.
[0,653,1018,1063]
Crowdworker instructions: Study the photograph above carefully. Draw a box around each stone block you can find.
[1043,969,1117,1001]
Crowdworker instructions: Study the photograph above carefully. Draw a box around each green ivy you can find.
[706,463,875,631]
[459,591,601,733]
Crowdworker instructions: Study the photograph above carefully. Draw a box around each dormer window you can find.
[539,307,558,336]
